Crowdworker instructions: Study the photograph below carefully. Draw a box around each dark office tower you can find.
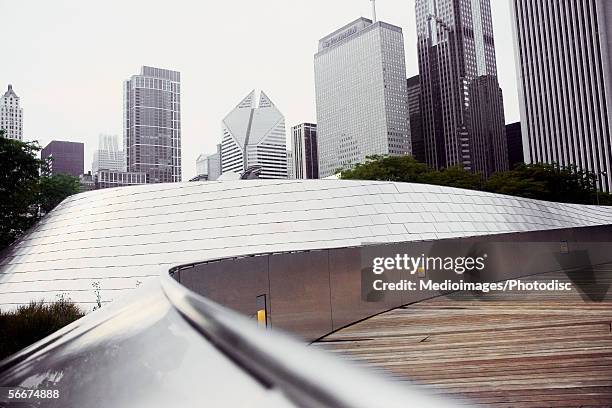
[291,123,319,179]
[511,0,612,192]
[407,75,425,163]
[124,66,181,184]
[41,141,84,177]
[506,122,524,169]
[416,0,508,175]
[469,76,508,177]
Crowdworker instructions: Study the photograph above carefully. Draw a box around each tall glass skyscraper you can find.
[416,0,508,176]
[124,66,181,184]
[220,90,288,179]
[511,0,612,192]
[314,17,411,178]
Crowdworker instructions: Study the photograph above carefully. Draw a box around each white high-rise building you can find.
[0,85,23,141]
[196,154,209,177]
[314,17,411,177]
[287,150,295,179]
[195,151,221,181]
[92,134,125,174]
[220,90,287,179]
[511,0,612,191]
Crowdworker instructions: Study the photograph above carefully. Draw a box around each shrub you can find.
[0,299,84,360]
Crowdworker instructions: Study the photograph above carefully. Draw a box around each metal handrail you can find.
[161,266,460,408]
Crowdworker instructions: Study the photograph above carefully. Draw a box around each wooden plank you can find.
[313,265,612,407]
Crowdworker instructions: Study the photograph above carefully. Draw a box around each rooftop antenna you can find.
[370,0,377,22]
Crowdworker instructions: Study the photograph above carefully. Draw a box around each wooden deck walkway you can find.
[313,264,612,407]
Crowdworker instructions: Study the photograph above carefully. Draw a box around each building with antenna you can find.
[314,8,411,178]
[220,90,288,179]
[370,0,377,22]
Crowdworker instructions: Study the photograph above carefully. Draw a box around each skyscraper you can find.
[220,90,287,179]
[0,85,23,141]
[291,123,319,179]
[211,144,222,181]
[469,75,508,176]
[92,134,125,174]
[287,150,295,180]
[506,122,524,169]
[314,17,411,178]
[124,66,181,184]
[510,0,612,191]
[195,151,221,181]
[196,154,209,179]
[41,141,84,177]
[95,170,148,189]
[416,0,508,176]
[407,76,425,164]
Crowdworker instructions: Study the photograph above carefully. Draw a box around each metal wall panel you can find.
[3,179,612,310]
[176,224,612,342]
[328,247,387,331]
[180,255,270,319]
[268,251,332,339]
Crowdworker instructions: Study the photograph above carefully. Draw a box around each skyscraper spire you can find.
[370,0,377,22]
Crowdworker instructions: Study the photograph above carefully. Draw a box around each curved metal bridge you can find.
[2,180,612,407]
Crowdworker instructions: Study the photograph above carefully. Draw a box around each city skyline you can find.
[0,0,519,180]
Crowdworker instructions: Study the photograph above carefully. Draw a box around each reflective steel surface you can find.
[2,180,611,407]
[0,270,460,408]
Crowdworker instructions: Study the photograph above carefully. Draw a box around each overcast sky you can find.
[1,0,519,179]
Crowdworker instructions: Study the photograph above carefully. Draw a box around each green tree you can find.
[484,163,598,204]
[0,132,46,249]
[339,156,483,190]
[0,130,81,250]
[338,154,611,206]
[339,155,430,182]
[419,165,484,190]
[39,173,80,214]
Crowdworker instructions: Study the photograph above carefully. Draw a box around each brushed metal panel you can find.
[268,251,332,339]
[180,255,270,319]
